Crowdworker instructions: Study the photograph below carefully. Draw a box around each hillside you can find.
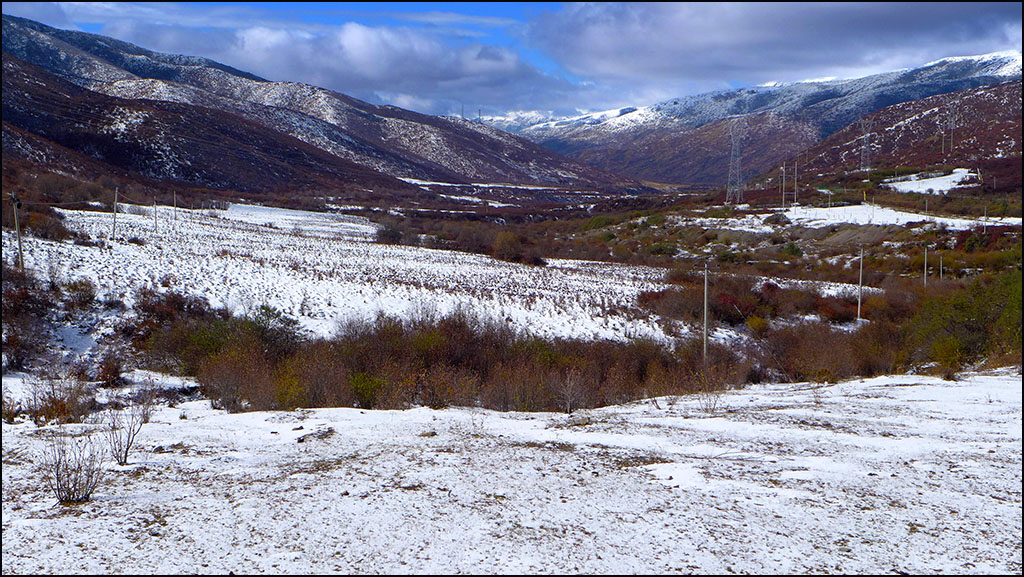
[1,56,423,203]
[1,14,636,204]
[505,52,1022,185]
[799,80,1022,176]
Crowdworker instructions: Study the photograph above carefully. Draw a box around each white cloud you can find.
[4,2,1020,116]
[527,3,1023,95]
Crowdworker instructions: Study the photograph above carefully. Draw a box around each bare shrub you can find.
[40,429,106,504]
[554,367,587,414]
[419,364,479,409]
[132,377,158,424]
[26,372,95,425]
[95,346,128,387]
[104,399,148,466]
[198,332,275,412]
[694,369,725,414]
[3,387,21,423]
[64,278,97,309]
[493,231,524,262]
[763,322,856,383]
[45,251,65,292]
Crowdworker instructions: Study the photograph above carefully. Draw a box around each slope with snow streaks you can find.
[3,14,632,191]
[802,80,1022,173]
[511,51,1022,184]
[1,204,670,343]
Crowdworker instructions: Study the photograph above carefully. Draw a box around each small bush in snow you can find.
[40,430,106,504]
[104,399,148,466]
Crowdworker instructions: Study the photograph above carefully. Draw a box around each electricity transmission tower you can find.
[726,117,746,204]
[945,101,959,155]
[859,118,873,172]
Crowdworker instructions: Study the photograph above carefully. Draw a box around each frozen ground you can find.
[2,368,1020,574]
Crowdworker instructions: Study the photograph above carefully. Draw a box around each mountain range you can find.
[495,51,1022,185]
[2,13,1021,203]
[2,14,635,207]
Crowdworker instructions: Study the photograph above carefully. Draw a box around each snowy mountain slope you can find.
[1,56,421,200]
[526,51,1022,142]
[2,14,633,191]
[510,51,1022,184]
[801,80,1023,174]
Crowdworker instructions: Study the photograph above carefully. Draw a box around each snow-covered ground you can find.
[883,169,979,194]
[2,368,1020,574]
[672,202,1021,232]
[2,204,670,343]
[781,202,1021,228]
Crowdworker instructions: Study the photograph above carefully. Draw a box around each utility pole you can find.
[780,164,786,208]
[10,193,25,272]
[703,260,709,364]
[112,187,119,243]
[793,156,799,204]
[947,103,957,154]
[726,117,745,204]
[860,118,873,172]
[153,199,158,233]
[857,246,864,321]
[923,244,928,288]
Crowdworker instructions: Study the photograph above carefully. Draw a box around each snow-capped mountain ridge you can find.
[506,50,1021,185]
[522,50,1022,139]
[1,14,633,196]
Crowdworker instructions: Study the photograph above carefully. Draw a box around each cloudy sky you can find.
[3,2,1021,117]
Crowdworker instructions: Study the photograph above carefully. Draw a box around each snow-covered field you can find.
[4,201,1014,360]
[2,368,1020,574]
[673,202,1021,233]
[781,202,1021,229]
[883,169,979,195]
[2,204,670,343]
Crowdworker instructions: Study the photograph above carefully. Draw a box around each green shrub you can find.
[492,231,524,263]
[350,372,385,409]
[64,278,96,309]
[780,241,803,257]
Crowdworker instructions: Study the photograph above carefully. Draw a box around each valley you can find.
[2,7,1021,575]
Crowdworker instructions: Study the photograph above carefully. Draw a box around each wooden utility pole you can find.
[780,164,786,208]
[703,260,709,364]
[112,187,119,242]
[857,246,864,321]
[923,244,928,288]
[793,157,799,204]
[10,193,24,272]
